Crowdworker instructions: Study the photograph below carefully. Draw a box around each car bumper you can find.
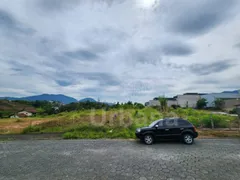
[193,132,198,138]
[135,132,143,139]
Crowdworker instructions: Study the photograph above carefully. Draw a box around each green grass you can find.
[172,108,236,128]
[20,107,239,139]
[22,126,42,134]
[62,125,135,139]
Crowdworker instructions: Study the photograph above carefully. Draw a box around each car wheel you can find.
[182,134,194,145]
[144,134,154,145]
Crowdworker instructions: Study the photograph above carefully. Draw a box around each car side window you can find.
[178,119,190,126]
[157,120,164,127]
[164,118,177,127]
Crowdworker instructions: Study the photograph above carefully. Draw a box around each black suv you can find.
[135,118,198,145]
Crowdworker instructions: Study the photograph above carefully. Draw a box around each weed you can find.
[10,107,238,139]
[22,126,42,134]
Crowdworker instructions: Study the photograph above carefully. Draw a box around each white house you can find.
[17,111,33,117]
[146,98,178,107]
[147,100,160,106]
[167,98,178,107]
[176,93,201,108]
[10,115,19,118]
[201,93,240,109]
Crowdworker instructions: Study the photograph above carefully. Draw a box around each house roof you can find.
[18,111,31,114]
[166,98,176,101]
[153,97,177,100]
[17,113,28,117]
[183,93,199,95]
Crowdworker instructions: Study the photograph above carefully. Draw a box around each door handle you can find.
[165,129,169,131]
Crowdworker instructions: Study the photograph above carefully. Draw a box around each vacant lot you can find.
[0,118,52,134]
[0,108,239,138]
[0,139,240,180]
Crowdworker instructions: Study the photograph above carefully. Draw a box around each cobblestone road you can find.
[0,139,240,180]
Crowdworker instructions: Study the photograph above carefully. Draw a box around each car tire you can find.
[182,133,194,145]
[143,134,154,145]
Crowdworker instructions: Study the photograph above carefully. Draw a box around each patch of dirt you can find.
[32,120,46,125]
[0,119,50,134]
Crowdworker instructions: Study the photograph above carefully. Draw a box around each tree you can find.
[115,102,120,108]
[214,98,225,110]
[197,98,207,109]
[127,101,133,106]
[133,102,144,109]
[158,96,167,112]
[229,108,237,114]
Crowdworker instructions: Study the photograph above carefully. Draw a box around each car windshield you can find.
[149,119,163,127]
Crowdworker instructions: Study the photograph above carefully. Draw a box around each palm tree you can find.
[158,96,167,112]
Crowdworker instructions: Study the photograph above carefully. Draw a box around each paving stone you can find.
[0,139,239,180]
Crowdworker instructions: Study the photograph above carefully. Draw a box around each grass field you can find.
[0,107,239,138]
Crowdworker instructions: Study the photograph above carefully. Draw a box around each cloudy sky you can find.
[0,0,240,103]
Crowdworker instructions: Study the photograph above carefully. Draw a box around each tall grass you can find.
[21,107,238,138]
[62,125,135,139]
[172,108,235,128]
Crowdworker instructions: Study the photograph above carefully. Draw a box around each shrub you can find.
[187,116,201,127]
[214,99,225,110]
[229,108,237,114]
[22,126,42,134]
[62,132,78,139]
[198,114,229,128]
[196,98,207,109]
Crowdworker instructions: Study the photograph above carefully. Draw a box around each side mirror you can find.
[155,124,159,128]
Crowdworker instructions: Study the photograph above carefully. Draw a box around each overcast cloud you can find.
[0,0,240,103]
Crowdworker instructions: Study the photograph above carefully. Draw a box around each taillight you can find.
[193,126,197,132]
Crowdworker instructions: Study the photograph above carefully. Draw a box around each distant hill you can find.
[79,98,96,102]
[222,90,239,94]
[0,94,78,104]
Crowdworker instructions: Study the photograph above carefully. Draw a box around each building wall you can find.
[10,115,19,118]
[201,93,240,107]
[223,99,240,110]
[18,111,32,117]
[177,95,200,108]
[147,100,160,106]
[167,100,178,107]
[200,94,215,107]
[147,99,177,107]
